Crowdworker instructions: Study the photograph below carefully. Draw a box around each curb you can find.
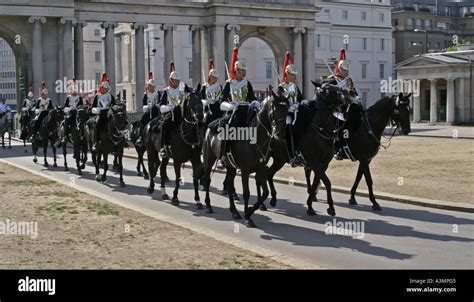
[121,150,474,214]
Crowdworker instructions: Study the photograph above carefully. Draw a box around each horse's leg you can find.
[304,166,317,201]
[170,161,181,206]
[241,172,257,227]
[75,145,82,175]
[161,157,170,182]
[306,171,320,216]
[362,160,381,211]
[141,151,149,179]
[51,140,57,168]
[191,157,203,209]
[247,167,270,224]
[226,167,241,219]
[118,150,125,187]
[63,141,69,171]
[100,153,108,182]
[24,139,27,153]
[267,159,285,207]
[160,157,169,200]
[32,140,38,163]
[42,139,48,167]
[81,141,87,169]
[312,162,335,216]
[255,178,267,211]
[146,148,158,194]
[136,148,142,176]
[349,162,364,206]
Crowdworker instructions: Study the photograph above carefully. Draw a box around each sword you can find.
[322,59,341,86]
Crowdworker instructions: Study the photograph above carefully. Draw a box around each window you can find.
[361,63,367,79]
[343,10,348,20]
[362,38,367,51]
[361,12,366,21]
[379,13,384,23]
[94,29,100,36]
[407,18,414,29]
[95,51,100,62]
[380,39,385,51]
[393,19,398,26]
[316,34,321,48]
[425,19,432,30]
[416,19,422,29]
[265,61,272,79]
[95,73,101,84]
[379,63,385,79]
[188,61,193,80]
[436,42,441,49]
[362,91,368,103]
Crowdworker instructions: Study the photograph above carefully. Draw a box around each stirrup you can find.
[334,151,344,161]
[135,138,143,147]
[216,158,226,169]
[160,147,169,158]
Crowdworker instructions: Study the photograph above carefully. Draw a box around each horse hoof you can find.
[233,193,240,201]
[147,187,154,194]
[232,212,242,220]
[95,175,102,182]
[245,219,256,228]
[206,206,214,214]
[270,197,277,207]
[119,182,125,188]
[372,204,382,211]
[348,197,358,205]
[327,208,336,216]
[44,163,49,168]
[80,164,85,170]
[307,208,316,216]
[162,193,170,200]
[64,167,69,172]
[101,175,106,182]
[78,171,83,176]
[259,204,267,211]
[137,172,143,177]
[144,174,149,180]
[33,158,37,163]
[53,163,57,168]
[195,202,203,210]
[171,198,180,206]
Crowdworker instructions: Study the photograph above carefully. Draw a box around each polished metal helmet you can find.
[234,60,247,71]
[285,64,298,75]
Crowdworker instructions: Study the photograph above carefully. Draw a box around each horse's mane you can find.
[366,96,394,112]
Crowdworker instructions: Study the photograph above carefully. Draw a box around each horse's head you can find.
[108,104,128,132]
[183,84,204,124]
[391,93,411,135]
[76,106,89,131]
[312,81,346,110]
[50,106,64,124]
[265,86,289,141]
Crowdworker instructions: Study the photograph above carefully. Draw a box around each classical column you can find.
[225,24,240,64]
[429,79,438,123]
[101,22,118,93]
[292,27,305,87]
[190,25,203,87]
[446,78,455,123]
[303,28,315,97]
[413,92,421,122]
[74,21,87,80]
[115,32,123,84]
[161,24,175,82]
[60,18,76,81]
[132,22,147,112]
[210,25,225,83]
[28,16,46,95]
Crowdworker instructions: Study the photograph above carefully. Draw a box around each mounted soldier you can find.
[90,72,116,152]
[20,87,35,140]
[279,51,305,167]
[159,61,186,158]
[200,59,223,127]
[32,82,53,138]
[323,49,363,160]
[216,47,259,169]
[61,77,84,144]
[135,72,161,147]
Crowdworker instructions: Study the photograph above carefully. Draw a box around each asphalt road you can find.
[1,141,473,269]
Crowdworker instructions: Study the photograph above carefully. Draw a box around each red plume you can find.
[334,48,346,76]
[100,72,108,84]
[281,51,292,83]
[40,82,46,89]
[229,47,238,80]
[148,71,153,80]
[208,59,214,83]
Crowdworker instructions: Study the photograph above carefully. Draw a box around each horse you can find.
[87,104,128,186]
[331,92,412,211]
[130,120,149,179]
[31,107,63,167]
[144,84,204,207]
[19,107,35,152]
[0,111,12,149]
[58,106,89,175]
[202,88,288,227]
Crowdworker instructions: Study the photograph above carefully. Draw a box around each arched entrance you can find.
[0,24,29,111]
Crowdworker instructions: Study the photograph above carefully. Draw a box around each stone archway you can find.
[0,23,30,110]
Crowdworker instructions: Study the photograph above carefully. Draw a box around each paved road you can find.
[1,141,473,269]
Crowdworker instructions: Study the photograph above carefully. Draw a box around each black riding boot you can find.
[159,126,170,158]
[216,139,227,169]
[286,124,303,167]
[135,123,145,147]
[92,116,100,152]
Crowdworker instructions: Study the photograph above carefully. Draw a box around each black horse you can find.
[59,106,89,175]
[0,111,12,149]
[31,107,63,167]
[202,88,288,227]
[87,105,128,186]
[19,108,34,152]
[144,84,204,207]
[334,92,412,210]
[130,120,149,179]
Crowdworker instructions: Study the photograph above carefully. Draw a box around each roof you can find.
[395,50,474,69]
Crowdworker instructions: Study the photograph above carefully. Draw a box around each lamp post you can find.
[414,29,428,53]
[147,36,160,74]
[412,42,424,54]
